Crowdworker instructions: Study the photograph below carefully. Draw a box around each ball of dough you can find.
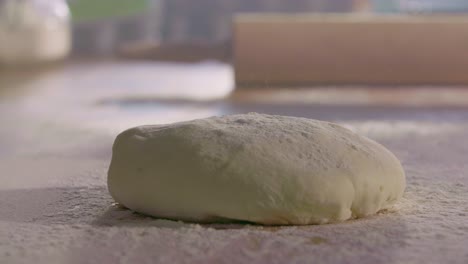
[108,113,405,225]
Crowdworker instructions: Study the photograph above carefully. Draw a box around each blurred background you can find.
[1,0,468,132]
[38,0,468,56]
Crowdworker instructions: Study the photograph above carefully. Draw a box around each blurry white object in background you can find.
[0,0,71,66]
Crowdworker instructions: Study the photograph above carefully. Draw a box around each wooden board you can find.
[234,14,468,85]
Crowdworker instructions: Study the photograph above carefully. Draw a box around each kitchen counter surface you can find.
[1,61,468,264]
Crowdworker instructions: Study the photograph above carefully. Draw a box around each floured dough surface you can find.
[108,113,405,225]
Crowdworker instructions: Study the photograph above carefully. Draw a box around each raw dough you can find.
[108,113,405,225]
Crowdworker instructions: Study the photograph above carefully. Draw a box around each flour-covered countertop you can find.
[1,61,468,264]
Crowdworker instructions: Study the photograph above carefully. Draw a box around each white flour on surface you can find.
[1,108,468,264]
[108,113,405,225]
